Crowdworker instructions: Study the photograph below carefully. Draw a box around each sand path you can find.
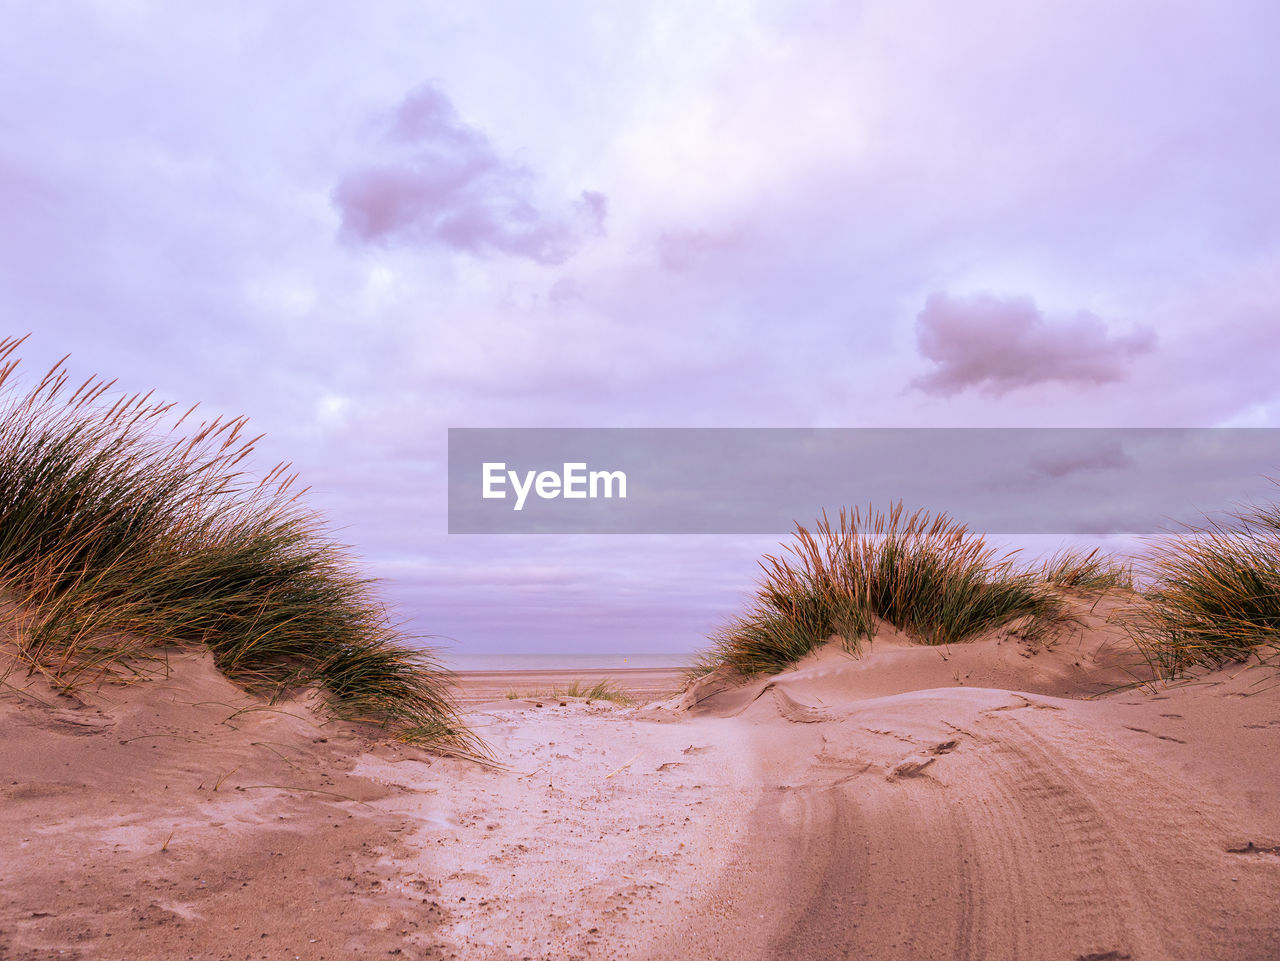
[644,647,1280,961]
[382,623,1280,961]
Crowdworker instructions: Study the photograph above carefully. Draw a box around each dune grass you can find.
[0,336,482,758]
[504,678,634,705]
[703,496,1280,683]
[1128,501,1280,678]
[563,678,634,703]
[1034,547,1134,591]
[701,504,1066,676]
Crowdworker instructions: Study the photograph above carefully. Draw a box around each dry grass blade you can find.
[237,784,375,807]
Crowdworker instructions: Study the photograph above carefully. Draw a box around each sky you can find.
[2,1,1278,659]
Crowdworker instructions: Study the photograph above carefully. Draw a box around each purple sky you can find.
[3,3,1278,658]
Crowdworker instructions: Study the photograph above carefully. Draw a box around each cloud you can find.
[912,292,1155,396]
[1030,440,1135,478]
[332,83,606,264]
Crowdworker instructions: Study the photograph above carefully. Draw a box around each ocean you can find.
[439,651,696,672]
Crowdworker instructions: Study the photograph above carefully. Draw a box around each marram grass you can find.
[1129,500,1280,678]
[504,678,634,704]
[0,336,483,759]
[700,504,1067,677]
[703,498,1280,682]
[1035,547,1134,592]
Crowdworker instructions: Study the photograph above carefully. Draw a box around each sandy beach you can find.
[452,666,688,707]
[3,593,1279,960]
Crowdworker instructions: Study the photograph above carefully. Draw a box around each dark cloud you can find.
[332,83,606,264]
[912,292,1155,396]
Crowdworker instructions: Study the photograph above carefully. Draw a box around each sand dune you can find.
[645,603,1280,960]
[3,595,1278,959]
[0,647,463,959]
[655,671,1280,960]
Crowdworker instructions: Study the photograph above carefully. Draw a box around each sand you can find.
[452,667,687,708]
[3,594,1278,960]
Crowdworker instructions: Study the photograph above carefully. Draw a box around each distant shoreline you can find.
[452,664,689,706]
[441,652,696,672]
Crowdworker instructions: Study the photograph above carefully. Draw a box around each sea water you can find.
[440,651,695,672]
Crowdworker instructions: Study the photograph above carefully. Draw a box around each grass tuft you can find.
[561,678,634,704]
[0,336,482,758]
[701,503,1065,676]
[1035,548,1134,591]
[1128,499,1280,678]
[504,678,634,705]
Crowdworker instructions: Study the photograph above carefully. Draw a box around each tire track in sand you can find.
[655,692,1280,961]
